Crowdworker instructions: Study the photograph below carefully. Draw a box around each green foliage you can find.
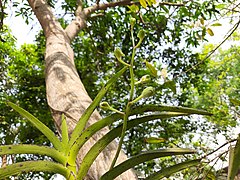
[0,161,71,179]
[0,19,214,179]
[183,44,240,128]
[0,27,53,179]
[101,149,196,180]
[2,68,210,179]
[7,102,62,151]
[145,159,201,179]
[3,0,240,178]
[230,98,240,106]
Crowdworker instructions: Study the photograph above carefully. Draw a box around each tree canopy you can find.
[1,0,240,179]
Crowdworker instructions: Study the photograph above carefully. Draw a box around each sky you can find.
[5,9,40,45]
[5,0,63,46]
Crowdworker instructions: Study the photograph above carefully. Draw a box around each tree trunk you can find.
[28,0,137,179]
[45,35,136,180]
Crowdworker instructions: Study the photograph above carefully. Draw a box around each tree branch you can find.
[84,1,184,16]
[202,138,237,159]
[65,0,185,41]
[160,2,185,6]
[76,0,83,16]
[84,0,133,16]
[27,0,66,40]
[65,0,133,41]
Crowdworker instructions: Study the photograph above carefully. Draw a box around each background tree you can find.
[1,0,240,179]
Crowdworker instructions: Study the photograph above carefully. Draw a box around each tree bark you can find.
[28,0,137,179]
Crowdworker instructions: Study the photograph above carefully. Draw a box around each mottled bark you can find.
[45,36,137,179]
[27,0,137,179]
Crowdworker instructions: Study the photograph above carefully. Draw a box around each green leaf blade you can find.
[144,137,165,144]
[101,149,196,180]
[145,159,201,179]
[162,80,176,94]
[230,98,240,106]
[207,28,214,36]
[7,102,62,151]
[139,0,147,8]
[131,104,212,116]
[211,23,222,26]
[0,161,72,179]
[0,144,66,164]
[67,113,122,165]
[76,112,193,179]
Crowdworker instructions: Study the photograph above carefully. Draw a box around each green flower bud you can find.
[141,86,155,98]
[130,86,155,104]
[137,29,145,40]
[130,17,136,28]
[135,30,145,48]
[135,75,151,85]
[100,102,111,111]
[114,47,130,66]
[100,102,124,114]
[114,47,125,60]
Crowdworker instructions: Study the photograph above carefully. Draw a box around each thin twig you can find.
[174,17,240,80]
[218,2,240,20]
[203,150,228,180]
[202,138,236,159]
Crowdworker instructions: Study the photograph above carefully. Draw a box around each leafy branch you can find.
[174,16,240,80]
[84,0,185,16]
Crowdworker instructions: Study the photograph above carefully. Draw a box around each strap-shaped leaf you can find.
[0,161,72,179]
[145,159,201,179]
[101,149,196,180]
[67,113,122,165]
[131,104,212,116]
[228,134,240,180]
[76,112,188,179]
[69,66,128,147]
[7,102,62,151]
[0,145,66,164]
[68,104,209,164]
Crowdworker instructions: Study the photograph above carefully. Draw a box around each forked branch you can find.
[84,0,185,16]
[65,0,185,41]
